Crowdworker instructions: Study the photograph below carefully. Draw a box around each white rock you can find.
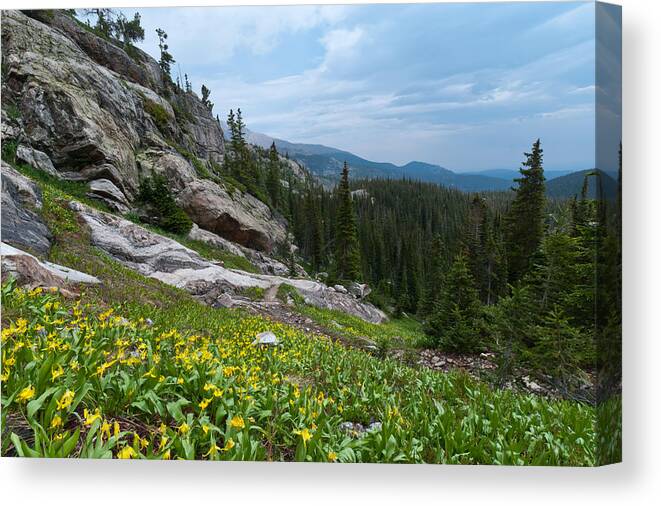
[252,331,279,346]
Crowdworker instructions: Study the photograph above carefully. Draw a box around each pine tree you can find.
[425,250,482,352]
[505,139,546,283]
[201,85,213,110]
[155,28,175,80]
[267,142,281,208]
[420,235,446,316]
[115,12,144,46]
[333,162,361,282]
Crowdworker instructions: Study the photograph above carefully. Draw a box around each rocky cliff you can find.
[1,9,285,252]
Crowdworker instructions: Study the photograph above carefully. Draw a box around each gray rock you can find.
[252,331,280,346]
[88,178,130,212]
[334,284,348,294]
[16,144,58,176]
[187,223,246,257]
[348,282,371,299]
[2,10,225,200]
[178,178,287,252]
[1,162,52,256]
[71,202,387,323]
[1,242,100,286]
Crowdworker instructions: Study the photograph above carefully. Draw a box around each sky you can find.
[113,1,621,173]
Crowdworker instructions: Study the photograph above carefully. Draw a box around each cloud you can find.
[127,2,607,170]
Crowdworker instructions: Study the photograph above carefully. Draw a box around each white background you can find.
[1,0,658,504]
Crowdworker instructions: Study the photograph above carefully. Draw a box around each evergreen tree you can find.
[267,142,281,208]
[333,162,361,282]
[155,28,175,80]
[425,250,482,352]
[115,12,144,46]
[201,85,213,110]
[505,139,546,283]
[420,235,446,316]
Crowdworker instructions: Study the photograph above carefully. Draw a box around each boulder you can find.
[178,178,287,252]
[15,144,58,176]
[334,284,348,294]
[1,162,52,256]
[1,242,100,288]
[348,282,372,299]
[88,178,130,212]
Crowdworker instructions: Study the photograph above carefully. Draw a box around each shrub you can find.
[143,99,170,134]
[138,174,192,235]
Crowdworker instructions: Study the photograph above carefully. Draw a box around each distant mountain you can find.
[223,123,513,192]
[463,168,575,181]
[545,169,618,200]
[223,123,615,197]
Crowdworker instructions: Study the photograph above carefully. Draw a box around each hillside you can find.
[0,8,620,465]
[545,169,618,200]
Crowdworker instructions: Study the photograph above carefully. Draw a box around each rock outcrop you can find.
[72,202,386,323]
[178,178,287,252]
[1,162,52,256]
[1,242,100,288]
[1,10,291,253]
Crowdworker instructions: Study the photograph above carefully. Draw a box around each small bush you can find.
[138,174,192,235]
[143,99,170,134]
[1,139,18,163]
[239,286,265,301]
[276,283,304,305]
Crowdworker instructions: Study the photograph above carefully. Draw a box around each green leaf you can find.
[27,386,58,419]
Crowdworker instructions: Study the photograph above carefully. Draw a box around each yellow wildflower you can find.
[178,422,190,435]
[100,420,111,439]
[17,385,35,403]
[198,398,211,410]
[158,423,167,434]
[294,428,313,444]
[230,415,245,430]
[223,438,235,451]
[162,449,171,460]
[204,444,221,457]
[113,420,121,437]
[51,365,64,382]
[83,408,101,426]
[56,389,75,410]
[50,415,63,429]
[117,446,136,459]
[328,451,338,462]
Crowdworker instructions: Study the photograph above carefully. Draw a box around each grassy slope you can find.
[0,170,605,464]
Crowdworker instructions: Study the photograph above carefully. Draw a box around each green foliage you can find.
[41,186,81,237]
[155,28,175,80]
[143,99,170,134]
[425,251,483,353]
[505,139,546,283]
[2,281,598,464]
[1,139,18,163]
[275,283,304,305]
[137,174,192,235]
[5,101,21,121]
[334,162,361,282]
[267,142,281,208]
[238,286,265,301]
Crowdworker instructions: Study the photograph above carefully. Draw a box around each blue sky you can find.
[113,2,620,172]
